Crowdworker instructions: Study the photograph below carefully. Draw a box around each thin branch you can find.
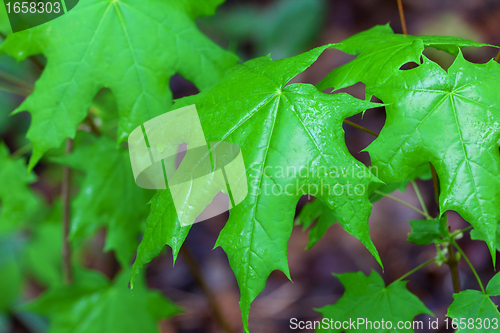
[411,180,429,218]
[180,246,235,333]
[12,143,33,158]
[395,258,436,282]
[62,138,74,285]
[85,114,102,136]
[0,81,31,97]
[343,119,379,137]
[495,50,500,62]
[374,190,432,219]
[0,67,34,97]
[0,69,33,90]
[397,0,408,35]
[452,239,485,293]
[447,241,461,293]
[28,55,45,71]
[9,312,32,333]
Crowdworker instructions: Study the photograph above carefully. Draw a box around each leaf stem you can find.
[495,50,500,63]
[343,119,379,137]
[449,226,473,240]
[430,164,439,203]
[374,190,432,219]
[180,245,235,333]
[411,180,429,218]
[395,258,436,282]
[62,138,73,285]
[452,239,485,293]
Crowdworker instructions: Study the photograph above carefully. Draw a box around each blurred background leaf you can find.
[200,0,327,59]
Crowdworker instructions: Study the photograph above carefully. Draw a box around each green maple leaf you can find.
[316,270,432,333]
[365,53,500,260]
[0,3,11,35]
[0,258,23,313]
[407,216,448,246]
[54,134,153,267]
[447,272,500,332]
[0,232,24,313]
[0,142,39,232]
[24,203,63,287]
[471,218,500,252]
[295,199,337,249]
[0,0,238,169]
[202,0,326,59]
[26,268,180,333]
[316,24,492,92]
[131,46,383,332]
[297,163,432,248]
